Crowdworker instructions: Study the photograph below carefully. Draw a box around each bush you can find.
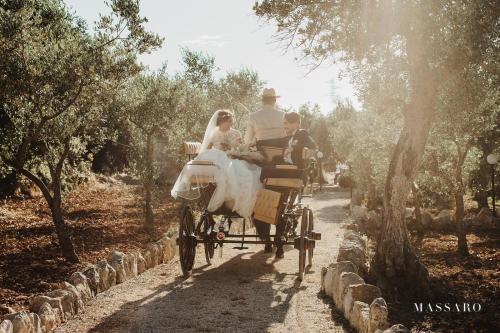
[338,173,355,189]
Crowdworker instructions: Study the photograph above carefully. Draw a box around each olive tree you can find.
[419,67,499,255]
[328,101,400,208]
[210,68,264,131]
[254,0,498,289]
[0,0,161,262]
[122,70,187,230]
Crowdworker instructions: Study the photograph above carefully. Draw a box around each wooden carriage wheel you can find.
[202,214,215,265]
[298,207,309,281]
[307,209,314,267]
[179,205,196,277]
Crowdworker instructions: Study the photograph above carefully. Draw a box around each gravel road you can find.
[56,187,351,333]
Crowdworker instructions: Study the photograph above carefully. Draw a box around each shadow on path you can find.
[89,251,305,333]
[310,191,350,223]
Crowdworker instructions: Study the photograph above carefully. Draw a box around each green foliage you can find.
[0,0,162,258]
[0,0,162,191]
[121,69,189,177]
[255,0,499,212]
[111,50,265,183]
[337,172,355,189]
[180,48,217,90]
[210,68,264,131]
[254,1,498,72]
[417,65,500,207]
[326,101,400,200]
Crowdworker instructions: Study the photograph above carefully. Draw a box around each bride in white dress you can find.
[171,110,263,218]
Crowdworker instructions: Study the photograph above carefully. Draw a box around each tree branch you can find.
[129,117,146,131]
[40,79,85,125]
[91,18,127,52]
[55,139,71,180]
[16,166,53,204]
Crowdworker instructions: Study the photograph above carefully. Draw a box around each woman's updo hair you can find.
[216,110,234,126]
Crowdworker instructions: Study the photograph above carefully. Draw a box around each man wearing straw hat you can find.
[244,88,287,147]
[245,88,288,258]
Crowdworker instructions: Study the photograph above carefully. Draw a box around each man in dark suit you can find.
[283,112,317,169]
[264,112,317,259]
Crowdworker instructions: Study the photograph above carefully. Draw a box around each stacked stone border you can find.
[351,204,498,238]
[320,229,410,333]
[0,220,253,333]
[0,233,178,333]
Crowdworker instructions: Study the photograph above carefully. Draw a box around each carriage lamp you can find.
[216,231,226,241]
[487,153,497,217]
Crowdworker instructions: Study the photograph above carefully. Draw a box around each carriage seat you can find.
[184,141,202,159]
[188,160,214,165]
[187,159,217,184]
[260,164,304,189]
[258,145,315,169]
[258,146,285,164]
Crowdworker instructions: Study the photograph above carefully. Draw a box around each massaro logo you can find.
[413,303,482,313]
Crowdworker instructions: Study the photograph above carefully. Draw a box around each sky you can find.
[65,0,360,113]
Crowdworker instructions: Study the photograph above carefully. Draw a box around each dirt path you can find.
[56,187,351,333]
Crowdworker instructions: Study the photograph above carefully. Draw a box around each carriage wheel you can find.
[298,207,309,281]
[202,215,215,265]
[308,168,315,195]
[179,205,196,277]
[307,209,314,267]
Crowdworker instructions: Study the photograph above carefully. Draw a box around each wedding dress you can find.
[171,111,263,218]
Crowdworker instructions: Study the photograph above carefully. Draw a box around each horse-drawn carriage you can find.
[175,142,321,281]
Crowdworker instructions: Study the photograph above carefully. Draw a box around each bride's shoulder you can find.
[230,128,242,137]
[210,128,222,137]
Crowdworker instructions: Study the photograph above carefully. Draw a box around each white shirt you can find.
[244,105,286,144]
[284,130,297,164]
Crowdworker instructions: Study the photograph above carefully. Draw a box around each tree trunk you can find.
[455,192,468,256]
[144,133,155,231]
[374,124,430,290]
[454,149,469,256]
[474,190,489,210]
[367,175,379,211]
[472,145,492,209]
[50,194,79,262]
[473,156,491,209]
[373,35,438,291]
[374,98,434,291]
[411,182,425,246]
[17,167,79,262]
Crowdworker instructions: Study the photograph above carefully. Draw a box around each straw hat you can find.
[262,88,280,98]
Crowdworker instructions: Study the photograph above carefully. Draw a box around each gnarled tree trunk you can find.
[454,145,469,256]
[374,65,435,291]
[18,167,79,262]
[473,150,491,209]
[144,132,155,231]
[374,121,430,290]
[411,182,425,246]
[50,194,79,262]
[455,192,468,255]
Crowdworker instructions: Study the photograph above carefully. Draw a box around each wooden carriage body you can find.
[176,141,321,281]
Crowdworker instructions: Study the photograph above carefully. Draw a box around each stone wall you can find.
[320,228,410,333]
[351,204,499,239]
[0,219,253,333]
[0,234,177,333]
